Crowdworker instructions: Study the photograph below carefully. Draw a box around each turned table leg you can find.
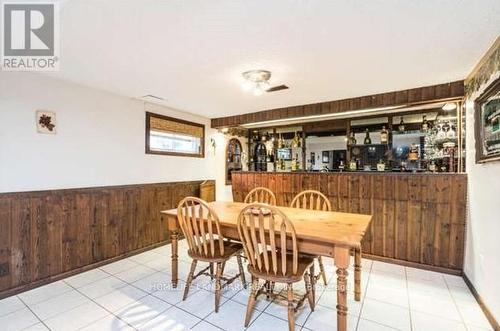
[170,230,179,288]
[354,247,361,301]
[335,246,350,331]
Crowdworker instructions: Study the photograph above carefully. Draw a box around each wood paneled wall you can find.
[211,80,464,128]
[231,172,467,271]
[0,180,213,297]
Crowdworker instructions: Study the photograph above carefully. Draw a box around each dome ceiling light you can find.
[241,70,289,96]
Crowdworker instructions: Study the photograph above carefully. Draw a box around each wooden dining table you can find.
[161,201,372,331]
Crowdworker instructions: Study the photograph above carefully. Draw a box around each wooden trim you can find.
[465,36,500,83]
[0,240,168,300]
[463,273,500,330]
[146,111,205,158]
[211,81,465,128]
[363,253,462,276]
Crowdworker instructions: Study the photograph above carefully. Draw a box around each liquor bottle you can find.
[348,131,357,146]
[377,159,386,172]
[428,160,437,173]
[421,115,429,132]
[398,117,405,132]
[408,144,419,161]
[364,129,372,144]
[278,133,284,148]
[339,160,345,171]
[292,131,300,148]
[380,126,389,144]
[349,159,357,171]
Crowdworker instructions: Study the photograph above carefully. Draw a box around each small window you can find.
[146,112,205,157]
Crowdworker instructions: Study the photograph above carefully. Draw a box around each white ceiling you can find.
[46,0,500,118]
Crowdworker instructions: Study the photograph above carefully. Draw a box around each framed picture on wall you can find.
[475,77,500,163]
[36,110,57,134]
[322,151,330,163]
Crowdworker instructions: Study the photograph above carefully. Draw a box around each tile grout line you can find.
[63,280,140,331]
[443,274,471,329]
[405,266,414,331]
[354,259,373,331]
[104,253,248,330]
[16,295,51,331]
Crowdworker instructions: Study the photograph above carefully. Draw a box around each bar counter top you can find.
[234,170,466,176]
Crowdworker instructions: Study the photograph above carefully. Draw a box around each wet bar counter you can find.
[231,171,467,272]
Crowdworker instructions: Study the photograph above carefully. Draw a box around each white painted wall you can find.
[0,72,217,193]
[464,71,500,321]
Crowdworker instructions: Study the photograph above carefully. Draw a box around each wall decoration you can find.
[310,152,315,165]
[36,110,57,134]
[322,151,330,163]
[475,77,500,163]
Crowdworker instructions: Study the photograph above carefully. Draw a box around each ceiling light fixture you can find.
[242,70,271,96]
[442,102,457,111]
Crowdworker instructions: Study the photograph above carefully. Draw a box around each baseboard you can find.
[0,240,170,300]
[463,273,500,331]
[362,253,462,276]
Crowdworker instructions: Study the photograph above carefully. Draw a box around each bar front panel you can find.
[231,171,466,271]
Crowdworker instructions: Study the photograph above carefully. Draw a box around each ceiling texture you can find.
[45,0,500,118]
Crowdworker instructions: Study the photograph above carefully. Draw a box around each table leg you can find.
[334,246,350,331]
[171,230,179,288]
[354,247,361,301]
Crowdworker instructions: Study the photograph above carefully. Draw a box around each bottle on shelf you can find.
[428,160,437,173]
[364,129,372,144]
[338,160,345,171]
[380,125,389,144]
[408,144,419,161]
[292,132,298,148]
[278,133,284,148]
[349,158,357,171]
[291,152,300,171]
[421,115,429,132]
[398,117,405,132]
[348,131,357,146]
[376,159,386,172]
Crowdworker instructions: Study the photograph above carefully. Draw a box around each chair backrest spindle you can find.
[237,203,298,276]
[177,197,224,258]
[244,187,277,205]
[290,190,331,211]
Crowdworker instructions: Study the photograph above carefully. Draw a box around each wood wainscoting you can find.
[231,172,467,272]
[0,180,214,298]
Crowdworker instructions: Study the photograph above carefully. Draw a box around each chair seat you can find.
[188,241,244,262]
[248,252,315,283]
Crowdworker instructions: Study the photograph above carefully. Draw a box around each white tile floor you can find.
[0,240,493,331]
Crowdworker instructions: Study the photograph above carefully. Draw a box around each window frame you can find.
[145,111,205,158]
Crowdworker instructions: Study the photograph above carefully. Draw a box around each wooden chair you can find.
[291,190,363,301]
[244,187,277,205]
[177,197,246,312]
[290,190,330,285]
[237,203,315,331]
